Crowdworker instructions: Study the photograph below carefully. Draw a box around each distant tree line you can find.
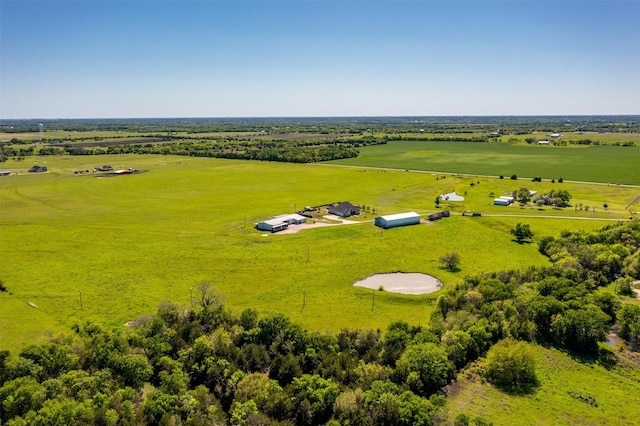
[30,138,384,164]
[0,146,34,162]
[3,115,639,137]
[383,135,493,142]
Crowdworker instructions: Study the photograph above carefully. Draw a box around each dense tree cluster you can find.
[567,139,636,147]
[1,220,638,424]
[383,135,492,143]
[436,220,640,357]
[536,189,572,207]
[0,305,459,425]
[32,138,374,164]
[0,145,34,162]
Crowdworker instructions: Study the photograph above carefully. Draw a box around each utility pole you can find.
[371,289,375,311]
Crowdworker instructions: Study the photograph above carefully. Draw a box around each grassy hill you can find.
[448,343,640,425]
[0,154,635,351]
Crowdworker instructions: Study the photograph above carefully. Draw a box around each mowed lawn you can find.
[328,141,640,185]
[0,155,627,351]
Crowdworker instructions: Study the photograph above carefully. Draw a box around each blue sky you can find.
[1,0,639,118]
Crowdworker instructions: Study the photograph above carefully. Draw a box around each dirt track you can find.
[276,215,366,234]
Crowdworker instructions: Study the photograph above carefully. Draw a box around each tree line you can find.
[28,138,384,164]
[3,116,638,138]
[1,220,639,425]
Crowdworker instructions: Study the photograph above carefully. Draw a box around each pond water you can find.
[353,272,443,295]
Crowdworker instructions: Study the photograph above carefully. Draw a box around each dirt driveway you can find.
[276,215,365,234]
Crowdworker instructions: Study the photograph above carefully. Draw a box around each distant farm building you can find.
[0,171,10,176]
[428,210,451,221]
[273,213,307,225]
[256,219,289,233]
[494,196,515,206]
[547,133,562,138]
[375,212,421,229]
[538,141,550,145]
[328,202,360,218]
[113,169,133,175]
[257,213,307,233]
[28,165,48,173]
[94,165,113,172]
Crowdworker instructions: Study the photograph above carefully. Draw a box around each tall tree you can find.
[511,223,533,243]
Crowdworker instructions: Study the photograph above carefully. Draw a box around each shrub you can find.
[484,339,537,393]
[615,276,634,296]
[439,252,461,271]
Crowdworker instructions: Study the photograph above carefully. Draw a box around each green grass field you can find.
[448,344,640,425]
[328,141,640,185]
[1,155,634,351]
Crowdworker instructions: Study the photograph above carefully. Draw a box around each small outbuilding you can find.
[429,210,451,221]
[256,213,307,233]
[256,219,289,233]
[113,169,133,175]
[494,196,515,206]
[0,171,10,176]
[328,202,360,218]
[375,212,421,229]
[272,213,307,225]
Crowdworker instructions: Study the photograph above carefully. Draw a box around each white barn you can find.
[375,212,421,229]
[256,218,289,232]
[494,196,515,206]
[256,213,307,233]
[272,213,307,225]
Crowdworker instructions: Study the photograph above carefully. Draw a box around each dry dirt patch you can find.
[353,272,443,295]
[276,215,363,234]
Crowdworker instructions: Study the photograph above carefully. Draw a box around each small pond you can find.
[353,272,443,295]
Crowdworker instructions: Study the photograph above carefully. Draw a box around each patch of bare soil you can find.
[353,272,443,295]
[276,215,365,234]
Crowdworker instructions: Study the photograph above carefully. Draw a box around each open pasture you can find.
[328,141,640,185]
[499,131,640,145]
[0,130,149,142]
[0,155,634,351]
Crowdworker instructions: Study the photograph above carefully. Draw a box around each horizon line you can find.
[2,114,640,122]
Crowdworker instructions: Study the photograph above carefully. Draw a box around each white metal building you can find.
[375,212,421,229]
[256,213,307,232]
[256,219,289,232]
